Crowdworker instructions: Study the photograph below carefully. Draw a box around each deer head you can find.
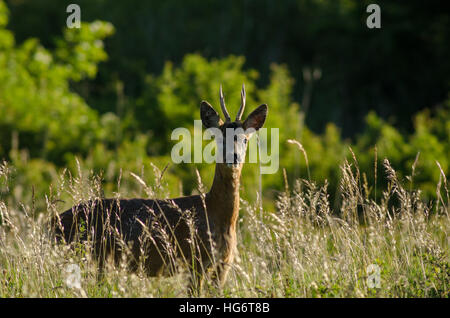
[200,84,268,171]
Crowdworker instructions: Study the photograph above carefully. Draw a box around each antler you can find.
[219,85,231,122]
[236,83,246,121]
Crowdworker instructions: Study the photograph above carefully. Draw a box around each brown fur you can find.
[53,87,267,293]
[54,162,242,291]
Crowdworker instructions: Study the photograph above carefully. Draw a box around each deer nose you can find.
[233,153,238,163]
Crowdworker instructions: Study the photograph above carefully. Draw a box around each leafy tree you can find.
[0,0,115,164]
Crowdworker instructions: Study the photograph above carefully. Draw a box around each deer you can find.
[53,84,268,294]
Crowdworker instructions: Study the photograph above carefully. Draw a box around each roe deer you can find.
[53,85,268,293]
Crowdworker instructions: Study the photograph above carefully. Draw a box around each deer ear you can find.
[201,101,222,128]
[243,104,268,131]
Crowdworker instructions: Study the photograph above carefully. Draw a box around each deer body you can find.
[57,165,241,285]
[55,85,267,291]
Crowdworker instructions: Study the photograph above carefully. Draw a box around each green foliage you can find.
[135,56,306,199]
[6,0,449,138]
[0,1,114,164]
[355,106,450,200]
[55,21,114,81]
[0,0,448,211]
[0,0,448,299]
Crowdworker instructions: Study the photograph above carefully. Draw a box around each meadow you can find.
[0,154,448,298]
[0,0,449,298]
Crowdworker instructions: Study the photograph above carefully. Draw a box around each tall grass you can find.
[0,155,448,298]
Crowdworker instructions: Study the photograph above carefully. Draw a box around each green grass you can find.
[0,158,448,298]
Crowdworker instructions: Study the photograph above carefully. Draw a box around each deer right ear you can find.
[243,104,268,132]
[201,101,223,128]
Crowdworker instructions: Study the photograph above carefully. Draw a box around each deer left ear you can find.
[243,104,268,132]
[201,101,223,128]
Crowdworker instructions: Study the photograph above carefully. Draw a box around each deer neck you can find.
[206,163,242,229]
